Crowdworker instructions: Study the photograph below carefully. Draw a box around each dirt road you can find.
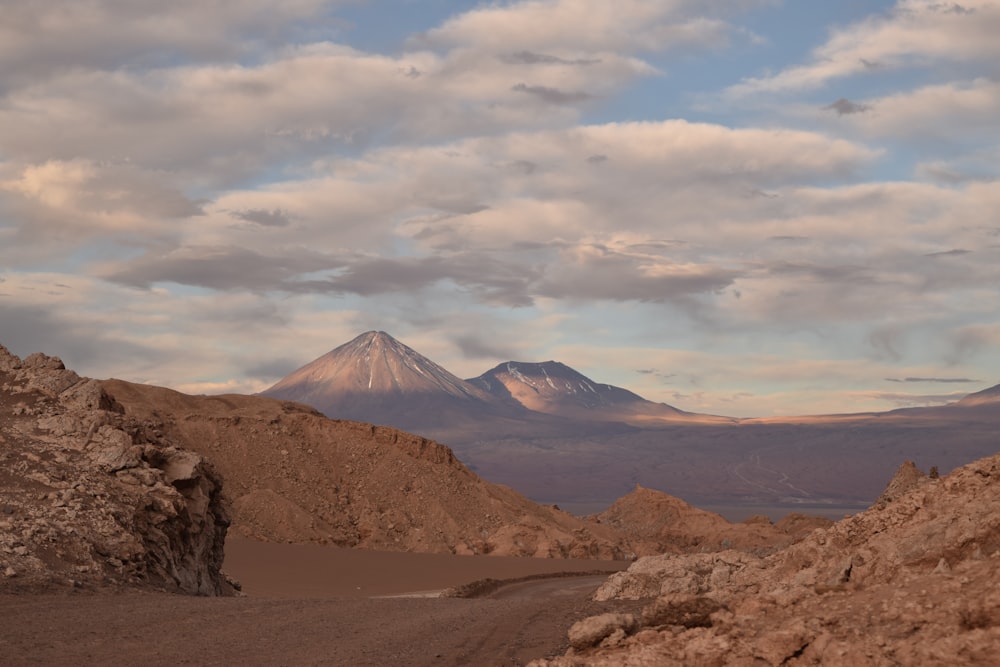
[0,575,640,666]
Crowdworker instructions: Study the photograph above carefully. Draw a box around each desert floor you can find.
[0,538,635,666]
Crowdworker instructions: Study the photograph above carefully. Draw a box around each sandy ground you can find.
[222,537,628,597]
[0,540,635,666]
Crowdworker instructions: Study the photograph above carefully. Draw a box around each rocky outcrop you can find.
[533,457,1000,665]
[589,485,831,557]
[0,344,229,595]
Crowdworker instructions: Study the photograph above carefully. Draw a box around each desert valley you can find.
[2,336,999,665]
[6,1,1000,664]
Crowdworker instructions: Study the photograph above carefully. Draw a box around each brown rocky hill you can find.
[0,344,229,595]
[102,378,629,559]
[589,486,832,557]
[532,454,1000,665]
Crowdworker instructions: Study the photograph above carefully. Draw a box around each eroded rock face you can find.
[0,344,229,595]
[533,456,1000,666]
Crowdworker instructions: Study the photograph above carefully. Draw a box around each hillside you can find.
[533,455,1000,665]
[103,378,629,559]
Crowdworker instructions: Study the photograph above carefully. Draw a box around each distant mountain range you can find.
[261,331,723,433]
[262,330,527,431]
[262,331,1000,516]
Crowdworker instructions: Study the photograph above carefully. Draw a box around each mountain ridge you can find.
[260,330,533,431]
[468,359,715,426]
[262,331,704,429]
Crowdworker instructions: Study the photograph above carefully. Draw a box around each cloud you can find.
[727,0,1000,97]
[924,248,971,257]
[860,390,968,407]
[0,0,339,83]
[823,98,871,115]
[838,79,1000,140]
[511,83,596,105]
[450,334,519,362]
[418,0,762,54]
[2,0,997,417]
[500,51,601,66]
[948,323,1000,362]
[244,357,303,380]
[535,244,740,303]
[102,245,345,291]
[885,376,978,383]
[229,208,292,227]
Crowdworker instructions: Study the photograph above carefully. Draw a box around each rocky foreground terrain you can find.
[531,456,1000,666]
[0,344,229,594]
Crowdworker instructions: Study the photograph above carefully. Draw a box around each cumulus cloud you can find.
[727,0,1000,97]
[418,0,763,53]
[0,0,340,83]
[836,79,1000,140]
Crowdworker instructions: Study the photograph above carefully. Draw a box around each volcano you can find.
[468,360,717,426]
[260,331,530,432]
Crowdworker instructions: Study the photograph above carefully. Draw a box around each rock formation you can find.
[0,344,229,595]
[590,485,831,557]
[531,454,1000,665]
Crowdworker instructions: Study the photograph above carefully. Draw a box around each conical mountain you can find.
[260,331,528,432]
[468,360,698,426]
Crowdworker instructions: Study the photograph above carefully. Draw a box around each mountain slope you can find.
[955,382,1000,407]
[468,360,720,426]
[260,331,528,431]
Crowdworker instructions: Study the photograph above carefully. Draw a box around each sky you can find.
[1,0,999,418]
